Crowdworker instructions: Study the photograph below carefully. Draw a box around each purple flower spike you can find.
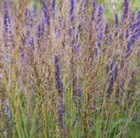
[126,33,138,53]
[132,19,140,40]
[122,0,129,20]
[54,55,63,95]
[69,28,73,37]
[37,22,45,37]
[70,0,75,23]
[109,34,112,42]
[126,29,129,38]
[61,17,66,29]
[114,13,119,27]
[128,10,135,30]
[129,10,135,22]
[52,0,56,12]
[133,21,140,32]
[30,37,34,46]
[70,0,74,16]
[58,100,64,120]
[4,12,11,31]
[133,31,140,41]
[106,62,118,94]
[25,9,33,27]
[107,76,114,95]
[94,46,100,60]
[96,4,104,24]
[98,5,104,16]
[105,23,109,34]
[24,31,34,50]
[55,27,60,40]
[91,2,97,21]
[126,40,133,53]
[3,0,13,49]
[3,0,11,32]
[41,0,50,25]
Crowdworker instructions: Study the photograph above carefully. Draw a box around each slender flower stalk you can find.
[2,0,13,135]
[54,54,64,134]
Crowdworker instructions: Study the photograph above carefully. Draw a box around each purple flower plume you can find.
[122,0,129,20]
[25,9,34,27]
[41,0,50,25]
[126,17,140,53]
[96,5,104,24]
[54,55,63,93]
[109,34,112,42]
[3,0,11,32]
[126,39,133,53]
[37,22,45,37]
[70,0,74,16]
[70,0,75,23]
[133,21,140,38]
[2,0,13,49]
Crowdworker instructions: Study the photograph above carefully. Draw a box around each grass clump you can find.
[0,0,140,138]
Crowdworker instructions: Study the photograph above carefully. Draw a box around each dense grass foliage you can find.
[0,0,140,138]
